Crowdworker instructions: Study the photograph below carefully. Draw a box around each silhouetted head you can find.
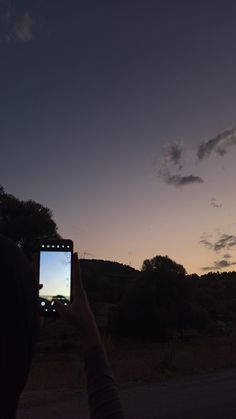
[0,235,38,418]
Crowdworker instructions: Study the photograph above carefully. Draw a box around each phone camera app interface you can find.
[39,251,71,312]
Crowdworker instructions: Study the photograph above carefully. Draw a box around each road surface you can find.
[18,368,236,419]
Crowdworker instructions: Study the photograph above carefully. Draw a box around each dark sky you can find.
[1,0,236,272]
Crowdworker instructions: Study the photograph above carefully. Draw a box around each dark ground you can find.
[18,368,236,419]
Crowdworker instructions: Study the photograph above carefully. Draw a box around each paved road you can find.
[18,369,236,419]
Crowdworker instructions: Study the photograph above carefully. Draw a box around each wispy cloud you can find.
[214,234,236,251]
[202,259,236,271]
[157,125,236,188]
[157,141,203,187]
[200,238,213,250]
[0,2,34,44]
[198,127,236,160]
[165,141,183,170]
[6,11,33,43]
[210,198,222,209]
[165,173,203,187]
[200,233,236,252]
[215,259,235,269]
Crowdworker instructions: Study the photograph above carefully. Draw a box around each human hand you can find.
[32,253,43,291]
[32,253,44,327]
[54,253,102,350]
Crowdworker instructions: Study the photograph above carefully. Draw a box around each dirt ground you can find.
[19,318,236,407]
[18,369,236,419]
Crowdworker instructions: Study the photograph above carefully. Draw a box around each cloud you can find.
[200,234,236,252]
[157,141,204,187]
[198,127,236,160]
[0,2,34,44]
[200,234,236,272]
[6,11,34,43]
[165,142,183,170]
[215,259,235,268]
[200,239,213,250]
[202,259,236,271]
[158,125,236,187]
[214,234,236,251]
[165,174,204,187]
[210,198,222,208]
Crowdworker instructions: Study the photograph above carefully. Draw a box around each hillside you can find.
[79,259,140,303]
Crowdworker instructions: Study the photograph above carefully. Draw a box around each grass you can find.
[19,318,236,407]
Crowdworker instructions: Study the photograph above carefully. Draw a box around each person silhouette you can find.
[0,235,124,419]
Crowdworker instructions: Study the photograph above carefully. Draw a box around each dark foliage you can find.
[0,186,60,258]
[142,255,187,276]
[108,270,204,341]
[80,259,139,303]
[190,271,236,325]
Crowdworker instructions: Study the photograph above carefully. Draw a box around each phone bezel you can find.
[38,239,73,315]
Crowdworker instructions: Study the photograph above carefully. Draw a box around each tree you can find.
[108,270,193,342]
[0,186,60,258]
[142,255,187,276]
[108,257,190,341]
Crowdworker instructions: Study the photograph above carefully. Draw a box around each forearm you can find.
[85,344,125,419]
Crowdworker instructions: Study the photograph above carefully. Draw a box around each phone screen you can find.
[39,241,73,313]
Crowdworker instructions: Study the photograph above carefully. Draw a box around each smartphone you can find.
[38,239,73,315]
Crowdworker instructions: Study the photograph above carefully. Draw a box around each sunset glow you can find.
[1,1,236,275]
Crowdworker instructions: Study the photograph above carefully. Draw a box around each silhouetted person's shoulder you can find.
[0,234,38,419]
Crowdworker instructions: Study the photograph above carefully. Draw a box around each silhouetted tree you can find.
[142,255,187,276]
[108,269,194,342]
[0,185,60,258]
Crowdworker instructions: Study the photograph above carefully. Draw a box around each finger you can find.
[76,257,84,291]
[54,300,78,327]
[32,253,42,292]
[72,253,84,299]
[54,300,69,319]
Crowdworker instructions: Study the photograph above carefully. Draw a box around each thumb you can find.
[54,300,69,319]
